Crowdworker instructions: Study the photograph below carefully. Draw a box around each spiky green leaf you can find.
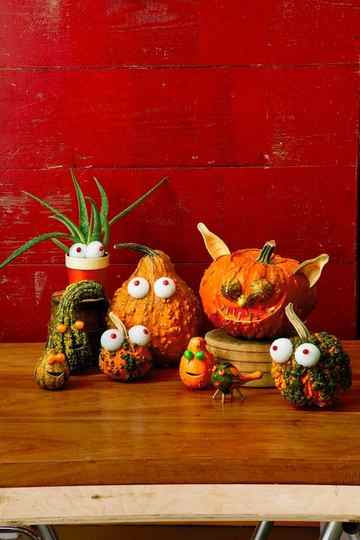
[23,191,85,242]
[86,197,101,242]
[70,168,90,238]
[51,237,70,253]
[108,176,167,227]
[0,232,68,269]
[93,176,110,247]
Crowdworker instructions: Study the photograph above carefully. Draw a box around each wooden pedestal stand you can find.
[205,329,274,388]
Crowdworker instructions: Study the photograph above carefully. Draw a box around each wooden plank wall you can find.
[0,1,359,341]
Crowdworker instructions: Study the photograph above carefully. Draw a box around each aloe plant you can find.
[0,170,167,269]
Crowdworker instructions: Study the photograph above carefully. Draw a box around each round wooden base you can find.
[205,329,274,388]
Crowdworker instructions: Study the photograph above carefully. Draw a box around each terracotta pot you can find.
[65,254,110,288]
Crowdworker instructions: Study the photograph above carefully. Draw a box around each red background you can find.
[0,1,359,341]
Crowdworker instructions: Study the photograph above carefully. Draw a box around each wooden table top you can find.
[1,342,360,489]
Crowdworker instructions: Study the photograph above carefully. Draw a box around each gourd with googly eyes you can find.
[110,243,201,365]
[270,303,351,408]
[99,312,152,382]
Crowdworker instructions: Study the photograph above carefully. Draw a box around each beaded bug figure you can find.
[211,362,263,405]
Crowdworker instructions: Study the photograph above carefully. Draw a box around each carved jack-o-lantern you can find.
[198,223,329,340]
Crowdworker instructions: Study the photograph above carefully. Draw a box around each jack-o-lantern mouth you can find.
[217,291,287,325]
[46,371,64,377]
[185,371,203,377]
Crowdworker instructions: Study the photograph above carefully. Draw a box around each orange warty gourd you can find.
[179,337,215,390]
[111,244,202,364]
[198,223,329,340]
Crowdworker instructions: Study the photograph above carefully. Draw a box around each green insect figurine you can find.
[211,362,262,404]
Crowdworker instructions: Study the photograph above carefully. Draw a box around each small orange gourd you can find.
[179,337,215,390]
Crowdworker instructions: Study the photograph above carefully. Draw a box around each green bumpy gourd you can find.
[47,280,104,372]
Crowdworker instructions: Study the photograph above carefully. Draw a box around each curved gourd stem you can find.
[197,222,230,260]
[256,240,276,264]
[109,311,135,352]
[285,303,311,340]
[113,242,158,257]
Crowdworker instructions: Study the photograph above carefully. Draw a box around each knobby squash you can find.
[110,244,202,364]
[270,303,352,408]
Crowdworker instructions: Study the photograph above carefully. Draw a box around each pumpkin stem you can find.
[285,303,311,340]
[113,243,158,257]
[256,240,276,264]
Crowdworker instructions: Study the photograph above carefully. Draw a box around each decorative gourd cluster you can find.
[270,304,352,408]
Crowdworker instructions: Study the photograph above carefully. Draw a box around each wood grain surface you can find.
[0,341,360,489]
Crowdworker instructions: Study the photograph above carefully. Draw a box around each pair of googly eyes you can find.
[128,277,176,299]
[69,241,105,258]
[270,338,321,367]
[101,325,151,351]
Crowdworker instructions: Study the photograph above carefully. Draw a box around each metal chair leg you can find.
[0,527,40,540]
[35,527,59,540]
[321,522,344,540]
[250,521,274,540]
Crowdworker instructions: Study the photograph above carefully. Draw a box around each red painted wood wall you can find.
[0,1,359,341]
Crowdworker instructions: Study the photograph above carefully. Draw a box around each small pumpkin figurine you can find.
[198,223,329,339]
[270,303,352,408]
[99,312,152,381]
[212,362,263,404]
[179,337,215,390]
[110,243,202,365]
[34,350,70,390]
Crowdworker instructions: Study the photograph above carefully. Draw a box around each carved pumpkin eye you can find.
[101,329,125,351]
[128,277,150,299]
[69,243,87,258]
[295,343,321,367]
[128,325,151,346]
[154,277,176,299]
[270,338,293,363]
[86,240,105,258]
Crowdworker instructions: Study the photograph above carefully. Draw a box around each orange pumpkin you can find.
[179,337,215,390]
[198,223,329,340]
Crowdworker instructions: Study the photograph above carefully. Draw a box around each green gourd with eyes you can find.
[270,303,352,408]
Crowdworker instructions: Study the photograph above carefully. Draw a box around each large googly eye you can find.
[154,277,176,299]
[100,329,125,351]
[69,243,87,258]
[295,343,321,367]
[270,338,293,364]
[86,241,105,258]
[128,325,151,346]
[128,277,150,299]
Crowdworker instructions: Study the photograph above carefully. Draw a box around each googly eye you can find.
[100,329,125,352]
[69,243,87,258]
[195,351,205,360]
[154,277,176,299]
[270,338,293,364]
[295,343,321,367]
[128,325,151,346]
[184,350,194,360]
[128,277,150,299]
[86,241,105,258]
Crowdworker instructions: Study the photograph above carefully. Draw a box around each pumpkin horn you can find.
[285,303,311,340]
[293,253,329,288]
[197,223,230,260]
